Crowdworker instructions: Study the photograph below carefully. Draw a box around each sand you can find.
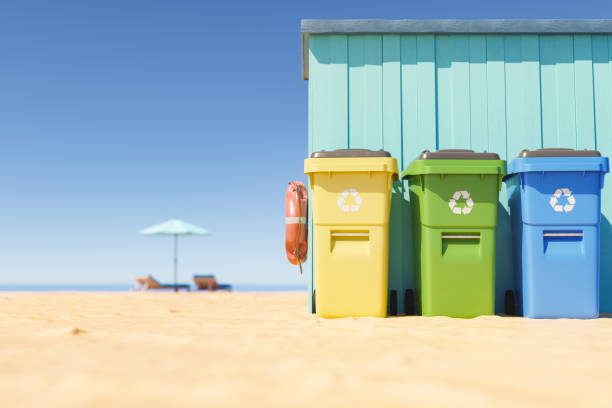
[1,292,612,407]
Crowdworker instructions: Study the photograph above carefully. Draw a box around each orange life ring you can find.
[285,182,308,271]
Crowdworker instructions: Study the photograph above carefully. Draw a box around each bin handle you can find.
[441,235,480,239]
[331,232,370,237]
[543,232,583,237]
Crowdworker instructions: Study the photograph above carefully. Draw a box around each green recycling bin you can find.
[402,150,506,318]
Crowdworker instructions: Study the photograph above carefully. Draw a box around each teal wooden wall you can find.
[307,33,612,314]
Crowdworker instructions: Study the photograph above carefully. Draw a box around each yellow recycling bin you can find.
[304,149,398,318]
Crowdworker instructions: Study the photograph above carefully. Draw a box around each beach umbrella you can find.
[140,219,209,291]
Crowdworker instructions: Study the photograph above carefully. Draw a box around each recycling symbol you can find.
[449,190,474,215]
[550,188,575,213]
[337,188,362,212]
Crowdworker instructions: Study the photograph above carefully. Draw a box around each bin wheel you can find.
[404,289,415,316]
[312,290,316,314]
[389,290,398,316]
[504,290,515,316]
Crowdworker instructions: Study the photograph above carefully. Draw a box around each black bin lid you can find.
[310,148,391,158]
[518,148,601,157]
[419,149,500,160]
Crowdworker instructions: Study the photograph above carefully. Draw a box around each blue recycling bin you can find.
[504,149,609,318]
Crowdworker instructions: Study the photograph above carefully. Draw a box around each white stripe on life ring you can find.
[285,217,307,224]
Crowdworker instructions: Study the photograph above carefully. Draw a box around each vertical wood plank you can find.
[400,35,437,305]
[401,35,418,166]
[487,35,513,314]
[597,36,612,165]
[540,35,577,148]
[435,35,453,148]
[593,35,612,154]
[308,52,314,155]
[310,35,349,151]
[383,35,408,314]
[602,36,612,313]
[402,35,437,163]
[434,35,480,150]
[450,35,471,148]
[469,35,488,151]
[308,35,349,312]
[505,35,542,159]
[307,44,314,313]
[555,36,578,148]
[383,35,402,163]
[486,35,508,160]
[399,34,421,304]
[349,35,383,149]
[539,36,560,147]
[401,35,437,161]
[503,36,522,157]
[521,35,543,153]
[502,35,541,313]
[416,35,438,154]
[602,35,612,162]
[573,35,596,149]
[593,35,612,313]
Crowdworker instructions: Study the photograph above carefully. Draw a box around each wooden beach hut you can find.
[301,19,612,314]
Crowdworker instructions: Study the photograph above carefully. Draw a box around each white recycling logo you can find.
[337,188,362,213]
[550,188,576,213]
[449,190,474,215]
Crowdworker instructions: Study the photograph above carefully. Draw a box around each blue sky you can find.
[1,0,611,285]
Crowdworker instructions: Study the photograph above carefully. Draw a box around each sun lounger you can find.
[134,275,190,292]
[193,275,232,291]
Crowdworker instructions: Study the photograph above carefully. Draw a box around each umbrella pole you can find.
[174,234,178,292]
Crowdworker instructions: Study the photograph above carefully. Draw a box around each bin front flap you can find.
[305,152,398,226]
[510,171,605,226]
[410,173,501,228]
[403,150,505,228]
[506,152,609,226]
[307,171,395,226]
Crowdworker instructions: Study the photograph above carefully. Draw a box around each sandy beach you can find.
[1,292,612,407]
